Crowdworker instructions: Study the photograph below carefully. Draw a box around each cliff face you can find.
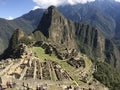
[36,6,77,50]
[74,23,120,68]
[75,23,105,60]
[104,39,120,68]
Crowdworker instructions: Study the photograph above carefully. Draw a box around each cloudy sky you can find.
[0,0,120,20]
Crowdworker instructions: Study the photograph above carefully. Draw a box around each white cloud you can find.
[32,6,40,10]
[32,0,95,8]
[67,0,95,4]
[6,16,14,20]
[115,0,120,2]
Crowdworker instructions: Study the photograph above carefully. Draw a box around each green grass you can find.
[31,47,75,71]
[31,47,79,84]
[31,47,75,70]
[31,47,59,62]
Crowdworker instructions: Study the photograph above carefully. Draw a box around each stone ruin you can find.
[33,41,79,60]
[0,58,72,82]
[67,58,85,68]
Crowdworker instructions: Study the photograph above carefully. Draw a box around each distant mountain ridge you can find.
[0,9,44,54]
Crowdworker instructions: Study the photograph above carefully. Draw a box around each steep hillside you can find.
[36,6,77,49]
[75,23,120,68]
[58,4,116,38]
[58,0,120,49]
[0,28,33,59]
[0,9,44,54]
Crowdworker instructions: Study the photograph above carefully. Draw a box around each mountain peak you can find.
[45,5,62,18]
[48,5,56,11]
[47,6,59,16]
[36,6,76,49]
[37,6,64,37]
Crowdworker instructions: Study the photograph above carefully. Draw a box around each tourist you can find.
[8,82,12,88]
[74,87,76,90]
[36,84,40,90]
[0,84,2,90]
[45,83,47,87]
[38,86,41,90]
[6,81,11,88]
[6,82,9,88]
[69,85,72,89]
[26,83,30,90]
[36,86,39,90]
[22,82,25,87]
[40,85,44,90]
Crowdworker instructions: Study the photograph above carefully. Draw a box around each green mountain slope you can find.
[0,9,44,54]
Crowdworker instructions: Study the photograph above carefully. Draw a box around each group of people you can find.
[36,84,45,90]
[0,82,14,90]
[0,81,80,90]
[6,81,12,88]
[0,81,16,90]
[22,82,45,90]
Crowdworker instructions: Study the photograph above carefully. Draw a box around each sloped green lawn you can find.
[31,47,79,84]
[31,47,59,61]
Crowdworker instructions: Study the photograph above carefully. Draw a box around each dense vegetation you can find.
[19,36,33,45]
[93,61,120,90]
[0,29,33,59]
[33,31,46,41]
[0,9,44,54]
